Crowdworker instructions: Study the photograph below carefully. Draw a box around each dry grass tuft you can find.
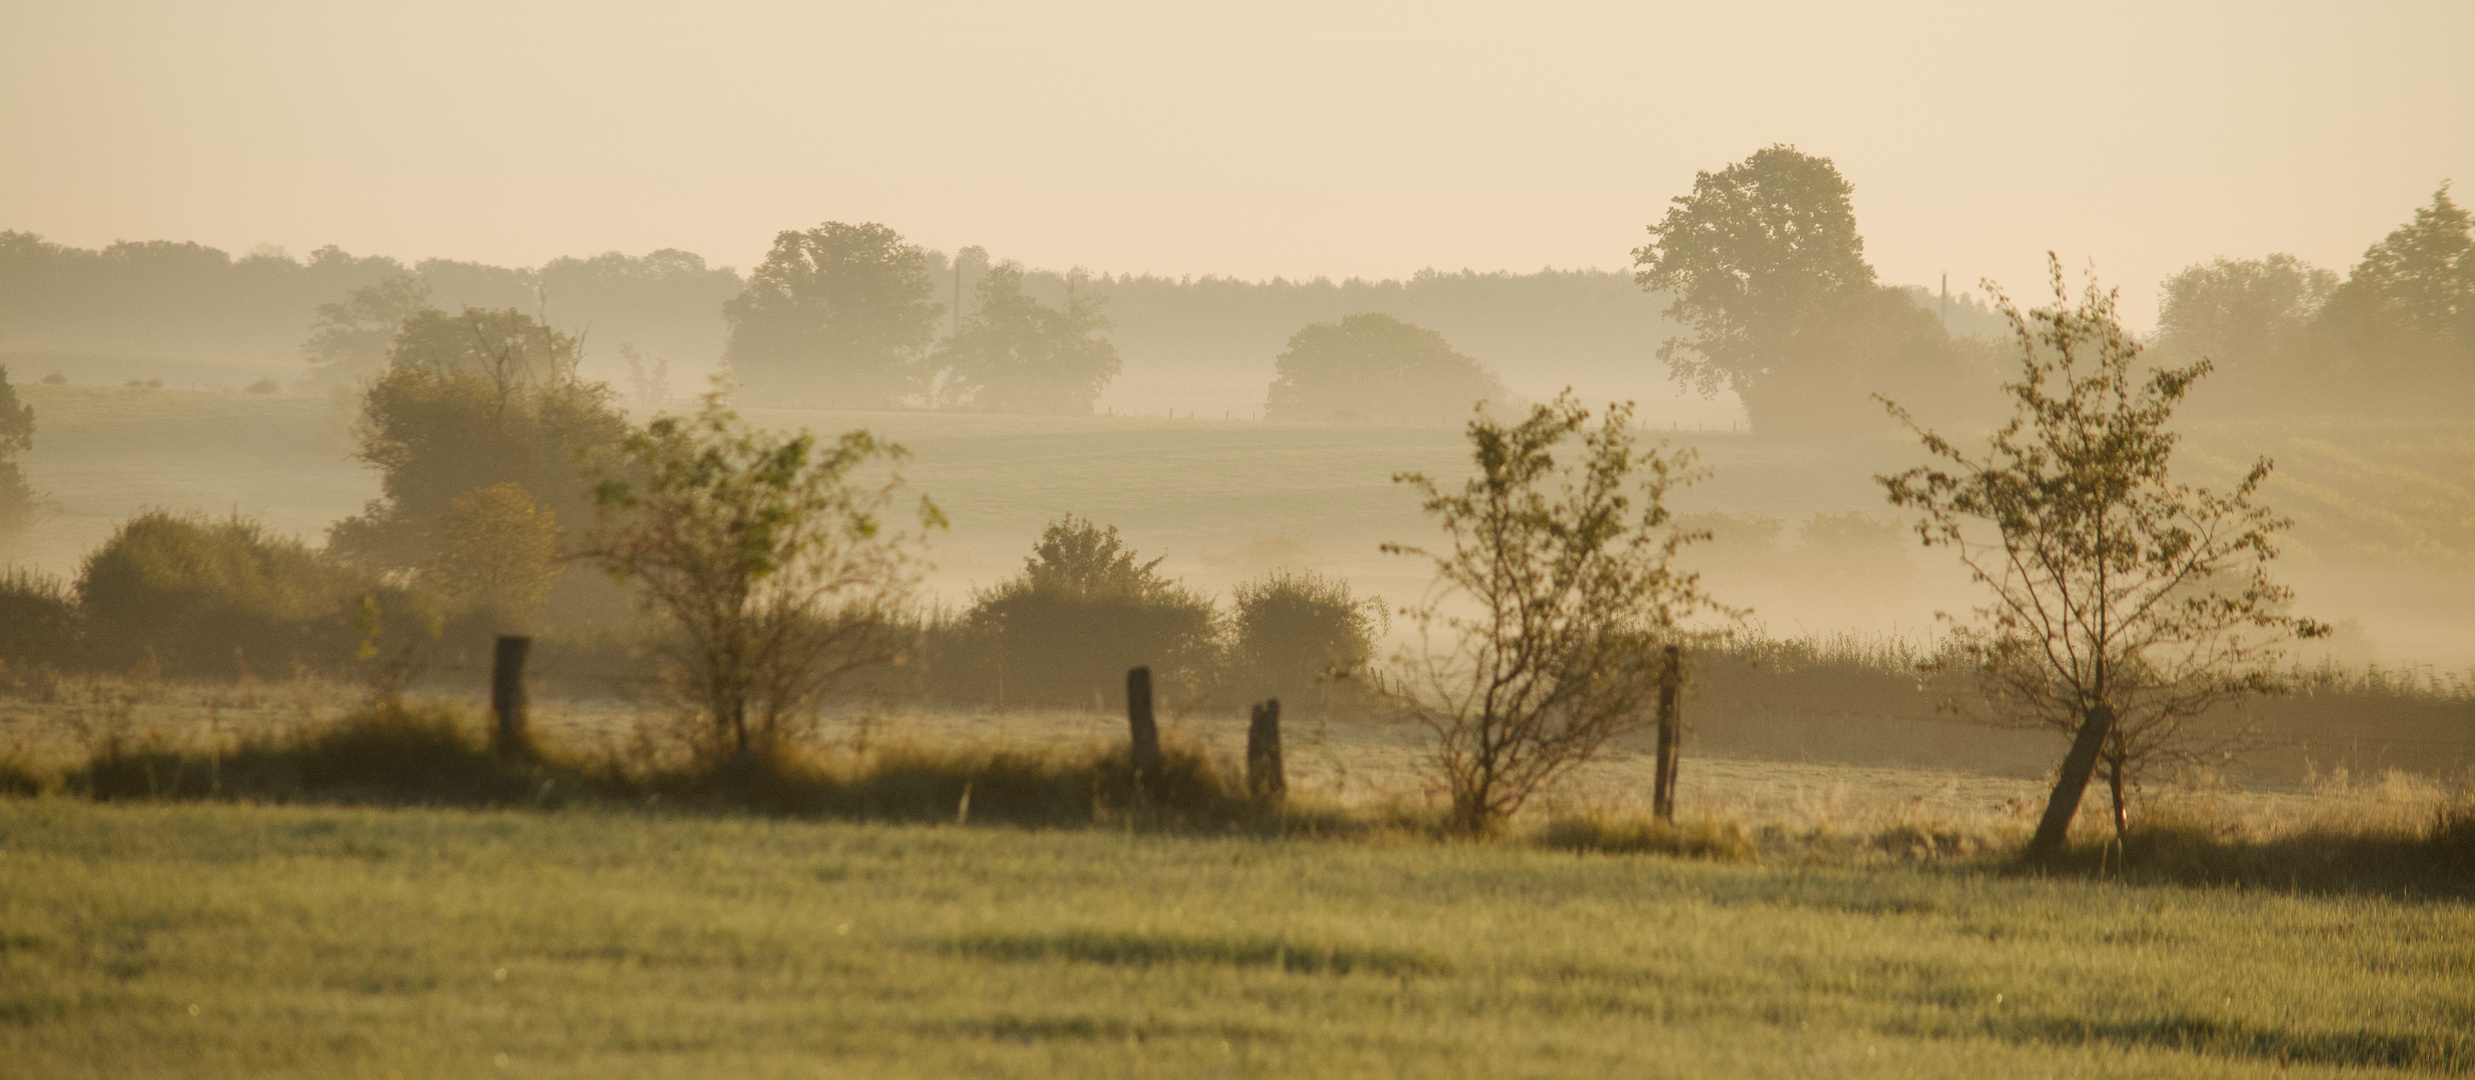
[1538,811,1756,861]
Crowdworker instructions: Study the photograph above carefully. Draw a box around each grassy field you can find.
[4,798,2470,1078]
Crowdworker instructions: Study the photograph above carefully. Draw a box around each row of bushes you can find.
[0,514,445,680]
[0,511,1385,719]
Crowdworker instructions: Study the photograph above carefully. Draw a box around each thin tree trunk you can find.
[2106,755,2128,842]
[2026,701,2116,859]
[1652,644,1682,822]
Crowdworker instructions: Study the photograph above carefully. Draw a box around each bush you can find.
[77,511,357,678]
[0,567,79,669]
[1226,570,1379,715]
[955,517,1219,708]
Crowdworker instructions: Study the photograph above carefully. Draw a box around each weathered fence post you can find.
[1652,644,1681,822]
[491,635,532,759]
[1246,698,1286,804]
[1126,666,1164,784]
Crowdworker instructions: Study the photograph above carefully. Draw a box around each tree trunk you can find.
[2026,701,2116,859]
[490,635,531,760]
[2106,754,2129,843]
[1245,699,1285,804]
[1126,667,1164,783]
[1652,645,1682,822]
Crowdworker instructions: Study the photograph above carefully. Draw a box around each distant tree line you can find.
[0,234,741,389]
[2153,185,2474,416]
[7,175,2466,431]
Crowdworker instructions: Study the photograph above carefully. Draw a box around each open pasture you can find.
[3,798,2470,1079]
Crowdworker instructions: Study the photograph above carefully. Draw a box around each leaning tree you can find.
[1878,256,2324,855]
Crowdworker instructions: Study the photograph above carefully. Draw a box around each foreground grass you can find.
[5,801,2471,1078]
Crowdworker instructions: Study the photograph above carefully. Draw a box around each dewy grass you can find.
[1538,810,1757,862]
[4,799,2473,1079]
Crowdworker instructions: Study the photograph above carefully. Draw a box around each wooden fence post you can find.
[1246,698,1285,804]
[1126,666,1164,784]
[491,635,532,759]
[1652,644,1681,822]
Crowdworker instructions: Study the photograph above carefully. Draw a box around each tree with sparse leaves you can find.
[1382,393,1715,834]
[300,275,432,390]
[1878,257,2325,855]
[590,394,942,759]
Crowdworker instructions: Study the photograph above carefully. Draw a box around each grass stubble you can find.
[3,786,2472,1077]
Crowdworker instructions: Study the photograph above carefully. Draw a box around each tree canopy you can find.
[1263,313,1507,424]
[931,264,1121,414]
[1634,145,1988,433]
[723,222,943,409]
[301,276,433,390]
[330,307,629,574]
[2319,184,2474,392]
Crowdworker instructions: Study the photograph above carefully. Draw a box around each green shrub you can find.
[0,567,79,669]
[77,511,356,678]
[952,517,1219,707]
[1226,570,1379,715]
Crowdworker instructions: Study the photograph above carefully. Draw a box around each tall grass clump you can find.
[2028,789,2475,897]
[637,735,1256,830]
[1540,810,1755,861]
[73,699,542,805]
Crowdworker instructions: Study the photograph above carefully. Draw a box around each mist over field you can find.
[11,6,2475,1077]
[0,247,2467,668]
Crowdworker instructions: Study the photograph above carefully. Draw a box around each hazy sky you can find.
[4,0,2469,328]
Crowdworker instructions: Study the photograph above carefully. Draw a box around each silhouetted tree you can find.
[723,222,942,409]
[2316,184,2474,403]
[1264,313,1507,424]
[1634,145,1986,433]
[931,264,1121,414]
[1879,258,2325,854]
[330,308,629,572]
[301,276,432,390]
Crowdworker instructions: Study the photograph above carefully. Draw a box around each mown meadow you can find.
[5,798,2472,1079]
